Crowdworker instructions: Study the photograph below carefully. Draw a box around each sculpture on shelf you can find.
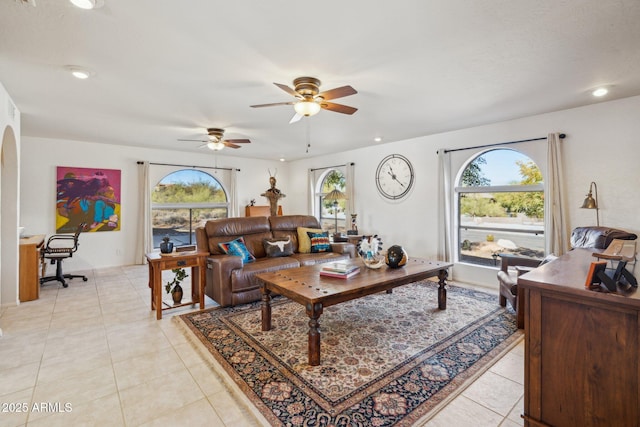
[261,170,286,216]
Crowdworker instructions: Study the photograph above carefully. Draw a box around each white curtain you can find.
[135,161,152,264]
[345,162,355,219]
[437,150,453,262]
[546,133,569,255]
[307,168,315,215]
[229,168,238,217]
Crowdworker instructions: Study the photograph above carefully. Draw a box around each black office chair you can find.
[40,222,88,288]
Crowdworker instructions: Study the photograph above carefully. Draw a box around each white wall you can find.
[19,137,287,271]
[15,95,640,289]
[0,82,21,310]
[287,95,640,287]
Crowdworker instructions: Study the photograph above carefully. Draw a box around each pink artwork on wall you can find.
[56,166,121,233]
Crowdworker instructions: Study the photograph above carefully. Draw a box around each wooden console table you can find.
[19,234,45,302]
[145,251,208,319]
[245,205,282,217]
[518,248,640,426]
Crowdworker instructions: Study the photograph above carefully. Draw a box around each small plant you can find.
[165,268,188,294]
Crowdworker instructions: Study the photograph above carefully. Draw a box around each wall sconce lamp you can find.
[580,181,599,226]
[324,188,347,237]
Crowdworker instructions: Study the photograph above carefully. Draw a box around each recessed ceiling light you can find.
[374,137,382,142]
[66,66,92,79]
[279,158,286,162]
[69,0,96,9]
[592,87,609,97]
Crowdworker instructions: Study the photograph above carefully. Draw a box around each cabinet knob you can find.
[177,260,186,267]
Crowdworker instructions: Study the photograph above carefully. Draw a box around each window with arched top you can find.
[456,149,544,266]
[151,169,228,248]
[317,169,347,234]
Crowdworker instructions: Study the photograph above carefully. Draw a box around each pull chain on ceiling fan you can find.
[250,77,358,123]
[178,128,251,151]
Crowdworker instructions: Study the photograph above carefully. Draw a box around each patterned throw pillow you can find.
[218,237,255,264]
[263,237,294,258]
[307,231,331,253]
[297,227,324,254]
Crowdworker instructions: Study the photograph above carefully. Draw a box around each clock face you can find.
[375,154,415,200]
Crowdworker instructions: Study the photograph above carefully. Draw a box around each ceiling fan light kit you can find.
[69,0,96,9]
[294,100,321,116]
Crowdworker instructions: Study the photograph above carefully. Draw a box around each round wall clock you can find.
[375,154,415,200]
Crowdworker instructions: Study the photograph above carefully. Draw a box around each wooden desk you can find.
[518,248,640,426]
[19,234,45,302]
[145,251,208,320]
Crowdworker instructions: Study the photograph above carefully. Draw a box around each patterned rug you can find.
[177,280,521,426]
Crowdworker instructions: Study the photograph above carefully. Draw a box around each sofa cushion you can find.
[205,216,272,256]
[297,227,324,253]
[219,237,256,264]
[263,237,294,257]
[308,231,331,253]
[270,215,323,252]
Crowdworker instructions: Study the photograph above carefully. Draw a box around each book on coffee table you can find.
[320,267,360,279]
[321,262,359,274]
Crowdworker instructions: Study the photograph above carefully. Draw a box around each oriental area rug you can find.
[177,280,521,426]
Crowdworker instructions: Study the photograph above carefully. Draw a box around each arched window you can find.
[457,149,544,266]
[151,169,228,247]
[318,169,347,235]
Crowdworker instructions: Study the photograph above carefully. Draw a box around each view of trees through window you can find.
[151,170,228,247]
[319,170,347,234]
[458,149,545,266]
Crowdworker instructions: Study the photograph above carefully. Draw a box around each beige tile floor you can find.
[0,265,524,427]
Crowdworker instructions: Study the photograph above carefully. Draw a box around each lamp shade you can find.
[581,194,598,209]
[324,188,347,202]
[294,101,321,117]
[580,182,598,209]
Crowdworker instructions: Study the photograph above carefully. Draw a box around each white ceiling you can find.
[2,0,640,161]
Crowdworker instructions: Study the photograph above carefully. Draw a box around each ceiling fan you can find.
[250,76,358,123]
[178,128,251,151]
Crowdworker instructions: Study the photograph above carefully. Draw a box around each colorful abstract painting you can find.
[56,166,121,233]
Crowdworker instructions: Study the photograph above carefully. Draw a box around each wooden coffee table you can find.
[256,257,452,366]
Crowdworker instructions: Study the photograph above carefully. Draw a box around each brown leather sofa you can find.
[195,215,356,307]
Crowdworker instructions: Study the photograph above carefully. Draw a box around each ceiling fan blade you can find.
[223,142,241,149]
[317,85,357,101]
[289,113,302,124]
[224,139,250,144]
[250,101,295,108]
[179,138,208,143]
[197,143,208,149]
[320,101,358,115]
[274,82,300,98]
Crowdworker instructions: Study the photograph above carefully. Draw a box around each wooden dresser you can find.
[19,234,45,302]
[518,248,639,427]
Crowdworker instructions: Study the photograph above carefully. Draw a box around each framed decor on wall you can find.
[56,166,121,233]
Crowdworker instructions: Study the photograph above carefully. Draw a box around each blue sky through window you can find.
[477,149,534,186]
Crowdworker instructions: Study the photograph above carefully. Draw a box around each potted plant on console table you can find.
[165,268,188,304]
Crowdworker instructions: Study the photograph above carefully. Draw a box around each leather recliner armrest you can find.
[205,255,243,307]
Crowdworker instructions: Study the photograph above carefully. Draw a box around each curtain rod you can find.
[439,133,566,154]
[137,161,240,171]
[310,162,355,172]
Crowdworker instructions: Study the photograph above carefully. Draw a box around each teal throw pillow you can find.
[307,231,330,253]
[218,237,256,264]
